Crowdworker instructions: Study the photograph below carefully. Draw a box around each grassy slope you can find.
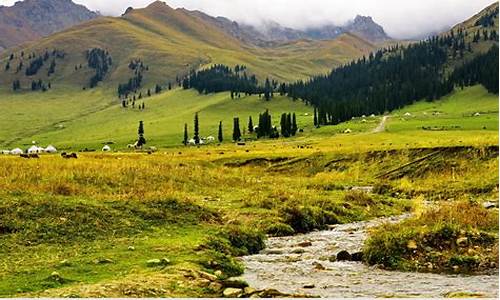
[0,85,497,151]
[0,85,497,297]
[0,2,376,91]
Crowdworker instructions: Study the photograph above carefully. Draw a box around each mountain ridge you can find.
[0,0,99,51]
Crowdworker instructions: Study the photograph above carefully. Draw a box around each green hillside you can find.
[0,1,376,94]
[0,85,496,151]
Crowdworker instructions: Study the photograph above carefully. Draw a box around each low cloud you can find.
[1,0,495,38]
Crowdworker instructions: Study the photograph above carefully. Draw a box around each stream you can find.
[241,215,499,298]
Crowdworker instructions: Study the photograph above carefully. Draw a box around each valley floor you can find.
[0,85,498,297]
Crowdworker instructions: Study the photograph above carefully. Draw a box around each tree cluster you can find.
[286,30,497,125]
[87,48,112,88]
[280,113,298,138]
[451,45,499,94]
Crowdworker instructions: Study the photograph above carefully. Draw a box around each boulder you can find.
[223,288,243,298]
[456,237,468,247]
[146,258,170,267]
[297,241,313,247]
[223,278,249,288]
[244,287,257,295]
[208,282,224,292]
[336,250,352,261]
[313,262,326,270]
[351,252,364,262]
[290,248,305,254]
[328,255,337,263]
[198,271,218,282]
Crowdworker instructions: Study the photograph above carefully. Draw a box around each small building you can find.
[45,145,57,153]
[28,146,44,154]
[10,148,23,155]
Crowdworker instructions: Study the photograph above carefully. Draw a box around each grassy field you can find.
[0,85,498,297]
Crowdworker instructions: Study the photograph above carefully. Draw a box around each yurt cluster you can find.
[1,144,58,155]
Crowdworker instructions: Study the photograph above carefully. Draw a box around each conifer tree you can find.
[292,113,298,136]
[138,121,146,147]
[218,121,223,143]
[233,117,241,142]
[194,112,200,145]
[248,116,254,133]
[314,107,318,128]
[183,124,189,146]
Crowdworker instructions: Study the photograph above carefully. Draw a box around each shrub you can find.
[224,226,266,256]
[265,222,295,237]
[279,204,338,233]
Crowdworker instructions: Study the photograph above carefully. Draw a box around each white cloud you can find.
[0,0,496,38]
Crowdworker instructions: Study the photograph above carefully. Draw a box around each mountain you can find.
[285,2,499,126]
[0,0,98,51]
[184,10,389,45]
[0,1,378,92]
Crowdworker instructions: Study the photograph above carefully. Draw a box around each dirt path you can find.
[373,116,389,133]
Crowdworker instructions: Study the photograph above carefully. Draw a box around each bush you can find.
[344,191,374,206]
[279,204,338,233]
[224,226,266,256]
[265,222,295,237]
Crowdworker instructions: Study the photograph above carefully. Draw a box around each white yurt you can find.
[28,146,44,154]
[102,145,111,152]
[1,150,10,155]
[344,128,352,134]
[45,145,57,153]
[188,139,196,146]
[10,148,23,155]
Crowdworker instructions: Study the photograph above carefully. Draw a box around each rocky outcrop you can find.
[0,0,98,50]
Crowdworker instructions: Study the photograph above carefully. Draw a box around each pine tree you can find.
[264,78,272,101]
[218,121,223,143]
[155,84,162,94]
[280,113,289,137]
[194,112,200,144]
[183,123,189,146]
[248,116,254,133]
[313,107,318,127]
[168,82,172,90]
[137,121,146,147]
[291,113,298,136]
[233,117,241,142]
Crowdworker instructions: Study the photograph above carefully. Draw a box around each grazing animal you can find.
[61,152,78,159]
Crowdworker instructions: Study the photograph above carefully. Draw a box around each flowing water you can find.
[241,216,499,298]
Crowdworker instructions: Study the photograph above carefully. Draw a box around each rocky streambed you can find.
[240,216,499,298]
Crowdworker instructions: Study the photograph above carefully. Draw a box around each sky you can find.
[0,0,496,38]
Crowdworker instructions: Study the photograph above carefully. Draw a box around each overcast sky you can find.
[1,0,496,38]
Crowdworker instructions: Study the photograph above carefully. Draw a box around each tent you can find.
[45,145,57,153]
[28,146,44,154]
[102,145,111,152]
[10,148,23,155]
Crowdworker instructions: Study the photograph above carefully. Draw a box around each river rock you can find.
[328,255,337,262]
[291,248,306,254]
[336,250,352,261]
[146,258,170,267]
[262,249,284,255]
[208,282,224,292]
[244,287,257,295]
[303,283,315,289]
[313,262,326,270]
[456,237,468,247]
[351,252,364,262]
[407,240,418,250]
[223,288,243,298]
[223,278,249,288]
[214,270,223,277]
[198,271,218,281]
[297,241,313,247]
